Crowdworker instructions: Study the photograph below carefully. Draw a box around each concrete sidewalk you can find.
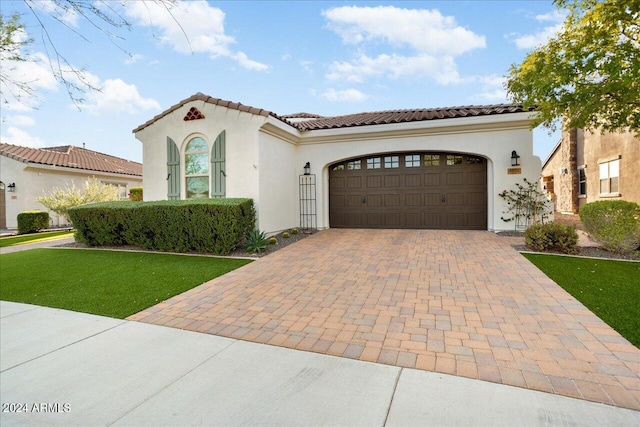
[0,236,75,254]
[1,302,638,426]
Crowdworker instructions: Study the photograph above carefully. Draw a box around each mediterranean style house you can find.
[133,93,542,233]
[541,127,640,215]
[0,144,142,229]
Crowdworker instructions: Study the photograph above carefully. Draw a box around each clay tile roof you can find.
[281,112,325,119]
[0,143,142,176]
[292,104,534,131]
[132,93,534,134]
[132,92,276,133]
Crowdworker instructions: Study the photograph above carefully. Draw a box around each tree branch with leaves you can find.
[506,0,640,135]
[1,0,185,109]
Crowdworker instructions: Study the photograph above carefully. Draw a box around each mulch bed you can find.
[496,231,640,261]
[227,229,318,258]
[57,229,318,259]
[57,228,637,261]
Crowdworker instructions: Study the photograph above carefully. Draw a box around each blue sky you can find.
[1,0,566,164]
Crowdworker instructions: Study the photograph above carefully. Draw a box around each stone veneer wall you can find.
[541,128,579,214]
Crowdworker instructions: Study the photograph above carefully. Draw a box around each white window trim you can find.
[598,157,621,197]
[577,165,586,198]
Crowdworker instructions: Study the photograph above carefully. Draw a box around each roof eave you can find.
[296,111,536,144]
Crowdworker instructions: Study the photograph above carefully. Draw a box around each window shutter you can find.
[210,131,226,198]
[167,137,180,200]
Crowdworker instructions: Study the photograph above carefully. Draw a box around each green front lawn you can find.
[523,253,640,347]
[0,249,251,318]
[0,230,75,247]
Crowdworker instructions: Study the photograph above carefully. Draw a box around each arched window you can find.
[185,137,209,198]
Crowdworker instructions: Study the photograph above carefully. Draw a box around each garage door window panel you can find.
[447,155,463,165]
[384,156,399,168]
[424,155,440,166]
[347,160,361,170]
[367,158,381,169]
[405,155,420,167]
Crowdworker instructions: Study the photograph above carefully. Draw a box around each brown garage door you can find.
[329,152,487,229]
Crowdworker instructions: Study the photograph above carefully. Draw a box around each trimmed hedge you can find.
[525,222,579,254]
[68,198,255,255]
[17,211,50,234]
[579,200,640,254]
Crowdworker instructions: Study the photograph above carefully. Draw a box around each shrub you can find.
[499,178,551,228]
[37,177,119,222]
[244,230,269,253]
[282,232,290,239]
[17,211,50,234]
[525,222,579,254]
[68,198,255,255]
[579,200,640,254]
[128,187,143,201]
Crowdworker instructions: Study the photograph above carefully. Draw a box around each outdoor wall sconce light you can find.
[303,162,311,175]
[7,183,16,192]
[511,150,520,167]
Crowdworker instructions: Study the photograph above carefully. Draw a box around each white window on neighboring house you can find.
[578,167,586,197]
[103,182,128,199]
[599,159,619,195]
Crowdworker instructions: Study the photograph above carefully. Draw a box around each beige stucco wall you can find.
[137,104,540,233]
[257,132,299,232]
[0,156,141,229]
[542,128,640,214]
[291,113,540,231]
[581,130,640,206]
[136,100,267,209]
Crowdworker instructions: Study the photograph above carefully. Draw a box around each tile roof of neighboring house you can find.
[0,143,142,176]
[132,92,535,133]
[281,112,325,119]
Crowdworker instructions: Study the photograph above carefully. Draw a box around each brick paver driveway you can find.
[129,229,640,410]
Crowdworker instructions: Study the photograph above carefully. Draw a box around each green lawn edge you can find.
[523,253,639,347]
[0,249,252,319]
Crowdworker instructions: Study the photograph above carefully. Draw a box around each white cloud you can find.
[319,88,368,102]
[83,78,161,114]
[4,115,36,127]
[124,0,268,71]
[512,10,566,49]
[323,6,485,55]
[1,126,44,148]
[322,5,485,84]
[29,0,79,27]
[124,54,144,65]
[327,53,461,85]
[300,60,313,73]
[231,52,269,71]
[0,52,58,111]
[470,75,508,103]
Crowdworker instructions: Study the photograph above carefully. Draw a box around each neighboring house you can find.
[0,144,143,229]
[541,127,639,215]
[133,93,542,232]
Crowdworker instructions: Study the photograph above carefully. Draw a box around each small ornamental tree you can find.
[499,178,551,229]
[37,177,119,223]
